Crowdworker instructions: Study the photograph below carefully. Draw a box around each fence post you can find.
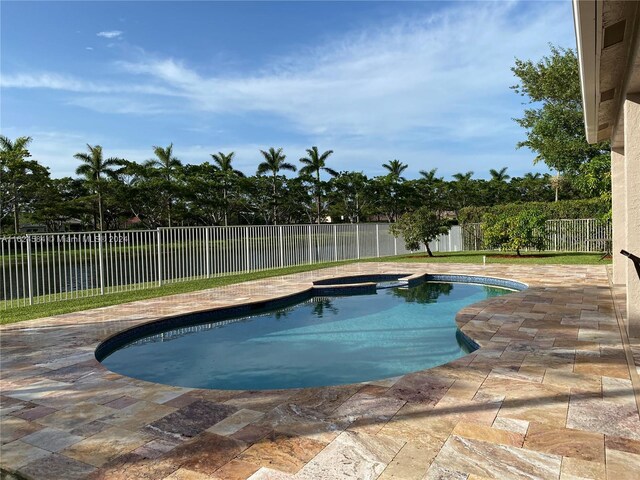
[98,233,105,295]
[279,226,284,267]
[156,228,162,286]
[356,224,360,259]
[376,224,380,257]
[308,225,313,264]
[394,235,397,256]
[205,228,211,278]
[26,235,33,305]
[245,227,250,272]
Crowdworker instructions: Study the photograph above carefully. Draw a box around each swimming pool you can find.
[98,276,520,390]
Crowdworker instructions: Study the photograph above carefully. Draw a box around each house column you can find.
[624,94,640,338]
[611,147,626,285]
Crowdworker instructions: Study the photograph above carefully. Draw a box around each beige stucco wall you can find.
[624,94,640,338]
[611,147,627,285]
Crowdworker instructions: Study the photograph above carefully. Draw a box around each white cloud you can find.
[0,73,177,96]
[85,47,93,51]
[67,96,169,115]
[2,1,571,178]
[10,2,571,137]
[97,30,123,39]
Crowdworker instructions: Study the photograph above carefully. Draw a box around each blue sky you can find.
[1,1,576,180]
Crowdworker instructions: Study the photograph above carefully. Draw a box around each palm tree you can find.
[488,167,510,204]
[1,135,33,233]
[550,171,563,202]
[419,168,439,183]
[452,171,474,183]
[299,147,337,224]
[211,151,244,226]
[418,168,443,210]
[383,159,408,181]
[489,167,510,182]
[145,143,182,226]
[74,144,122,231]
[452,171,475,210]
[382,160,408,221]
[257,147,296,224]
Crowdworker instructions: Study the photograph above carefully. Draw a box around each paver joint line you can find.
[1,263,639,480]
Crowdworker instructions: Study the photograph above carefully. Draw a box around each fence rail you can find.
[1,224,463,309]
[462,218,611,253]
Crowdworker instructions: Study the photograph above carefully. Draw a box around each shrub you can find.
[390,207,449,257]
[482,209,547,255]
[459,198,610,224]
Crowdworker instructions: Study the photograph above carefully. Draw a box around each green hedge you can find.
[458,198,611,224]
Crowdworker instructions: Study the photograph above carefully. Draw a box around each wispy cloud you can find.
[113,1,570,138]
[97,30,123,39]
[5,2,571,135]
[0,72,176,96]
[1,1,573,178]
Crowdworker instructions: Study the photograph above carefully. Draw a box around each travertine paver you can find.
[1,263,639,479]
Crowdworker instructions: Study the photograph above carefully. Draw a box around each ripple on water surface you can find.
[100,282,511,390]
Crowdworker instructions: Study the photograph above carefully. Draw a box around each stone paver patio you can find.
[1,263,639,479]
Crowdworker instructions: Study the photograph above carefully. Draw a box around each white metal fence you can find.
[1,224,463,309]
[462,218,611,252]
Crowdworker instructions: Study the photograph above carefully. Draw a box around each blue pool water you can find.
[100,282,510,390]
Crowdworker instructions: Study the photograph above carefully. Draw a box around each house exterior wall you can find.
[624,94,640,337]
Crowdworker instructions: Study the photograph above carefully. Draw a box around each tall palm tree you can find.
[382,160,408,221]
[383,159,408,181]
[257,147,296,224]
[550,171,563,202]
[419,168,439,183]
[74,144,122,231]
[299,147,337,224]
[488,167,510,204]
[1,135,33,233]
[489,167,510,182]
[452,171,475,210]
[145,143,182,226]
[418,168,443,210]
[211,151,244,226]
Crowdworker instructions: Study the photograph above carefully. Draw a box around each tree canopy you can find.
[511,45,610,195]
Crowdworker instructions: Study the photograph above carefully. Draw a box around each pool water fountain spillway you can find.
[97,274,526,391]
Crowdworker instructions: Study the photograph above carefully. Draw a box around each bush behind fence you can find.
[462,218,611,252]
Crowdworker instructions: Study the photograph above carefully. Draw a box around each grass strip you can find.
[1,251,609,324]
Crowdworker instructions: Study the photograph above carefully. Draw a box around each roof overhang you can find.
[573,0,640,147]
[573,0,601,144]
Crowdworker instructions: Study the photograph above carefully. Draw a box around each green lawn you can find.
[1,251,609,325]
[363,250,611,265]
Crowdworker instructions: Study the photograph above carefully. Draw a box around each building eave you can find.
[573,0,602,144]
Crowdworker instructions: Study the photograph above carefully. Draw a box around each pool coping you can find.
[2,262,638,480]
[95,272,528,366]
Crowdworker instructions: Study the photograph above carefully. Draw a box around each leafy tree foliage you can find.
[145,143,182,227]
[482,209,548,256]
[511,45,610,187]
[390,207,449,257]
[329,171,371,223]
[74,144,123,231]
[459,197,610,224]
[211,151,244,226]
[1,133,609,234]
[0,135,51,233]
[299,147,336,224]
[257,147,296,224]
